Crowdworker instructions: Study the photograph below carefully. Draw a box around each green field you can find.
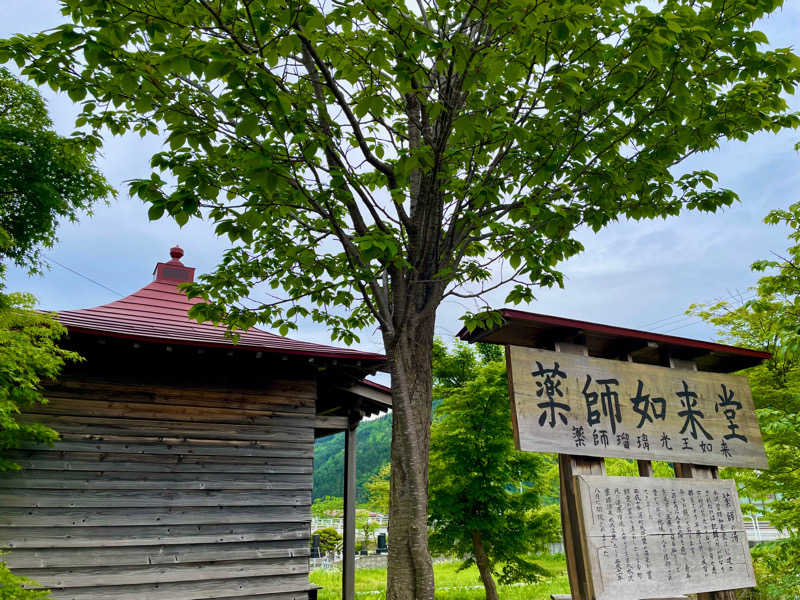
[310,554,570,600]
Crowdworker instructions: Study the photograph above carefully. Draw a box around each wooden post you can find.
[342,414,360,600]
[669,358,736,600]
[554,341,607,600]
[637,459,654,477]
[559,454,606,600]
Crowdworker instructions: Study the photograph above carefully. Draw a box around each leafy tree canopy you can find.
[4,2,799,596]
[687,201,800,598]
[0,68,112,273]
[429,342,560,600]
[2,0,797,334]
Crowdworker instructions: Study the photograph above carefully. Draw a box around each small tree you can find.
[428,343,560,600]
[356,515,378,551]
[0,68,112,273]
[364,463,391,515]
[312,528,343,556]
[687,201,800,599]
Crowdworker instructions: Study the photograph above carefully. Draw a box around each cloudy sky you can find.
[3,1,800,371]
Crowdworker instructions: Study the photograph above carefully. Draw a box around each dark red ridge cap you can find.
[457,308,771,361]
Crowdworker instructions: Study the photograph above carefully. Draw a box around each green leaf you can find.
[236,114,259,138]
[147,205,165,221]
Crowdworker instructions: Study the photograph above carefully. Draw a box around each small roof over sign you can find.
[457,308,770,373]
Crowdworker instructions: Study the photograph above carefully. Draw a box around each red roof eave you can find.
[63,324,387,363]
[457,308,771,361]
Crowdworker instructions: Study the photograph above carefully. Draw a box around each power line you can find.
[44,256,124,298]
[662,320,705,334]
[638,290,756,330]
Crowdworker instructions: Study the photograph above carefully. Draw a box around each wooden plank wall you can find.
[0,378,316,600]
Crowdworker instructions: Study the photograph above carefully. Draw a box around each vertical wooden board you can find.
[574,475,755,600]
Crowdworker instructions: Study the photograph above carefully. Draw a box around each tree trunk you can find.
[472,530,499,600]
[384,310,436,600]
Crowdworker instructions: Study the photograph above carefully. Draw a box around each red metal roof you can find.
[359,379,391,394]
[458,308,770,373]
[55,248,386,364]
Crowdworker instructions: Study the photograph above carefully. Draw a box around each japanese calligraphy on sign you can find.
[507,346,768,468]
[574,475,755,600]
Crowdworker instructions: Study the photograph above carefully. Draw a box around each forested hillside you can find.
[313,412,392,503]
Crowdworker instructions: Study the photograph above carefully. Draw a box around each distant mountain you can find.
[313,412,392,504]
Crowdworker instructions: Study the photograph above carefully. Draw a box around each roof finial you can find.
[170,245,184,262]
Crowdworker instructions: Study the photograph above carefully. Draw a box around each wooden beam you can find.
[342,415,360,600]
[334,382,392,408]
[314,415,349,431]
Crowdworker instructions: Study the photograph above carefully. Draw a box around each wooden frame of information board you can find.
[572,475,755,600]
[504,341,765,600]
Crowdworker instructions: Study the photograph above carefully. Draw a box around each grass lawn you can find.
[310,553,571,600]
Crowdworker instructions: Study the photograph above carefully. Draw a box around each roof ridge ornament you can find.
[153,245,194,283]
[169,245,185,263]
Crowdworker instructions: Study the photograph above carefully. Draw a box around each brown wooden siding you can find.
[0,379,316,600]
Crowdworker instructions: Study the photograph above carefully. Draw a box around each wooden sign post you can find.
[505,342,768,600]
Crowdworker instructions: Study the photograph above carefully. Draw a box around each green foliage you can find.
[312,528,342,555]
[744,537,800,599]
[687,200,800,599]
[0,290,80,472]
[0,69,89,473]
[313,413,392,503]
[311,496,344,519]
[0,68,112,273]
[2,0,796,338]
[605,459,675,478]
[364,463,391,515]
[310,554,571,600]
[429,343,560,590]
[356,516,378,546]
[7,3,800,592]
[0,557,50,600]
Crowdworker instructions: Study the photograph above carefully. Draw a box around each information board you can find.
[574,475,755,600]
[507,346,768,469]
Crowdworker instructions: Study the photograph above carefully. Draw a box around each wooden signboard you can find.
[574,475,755,600]
[507,346,768,469]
